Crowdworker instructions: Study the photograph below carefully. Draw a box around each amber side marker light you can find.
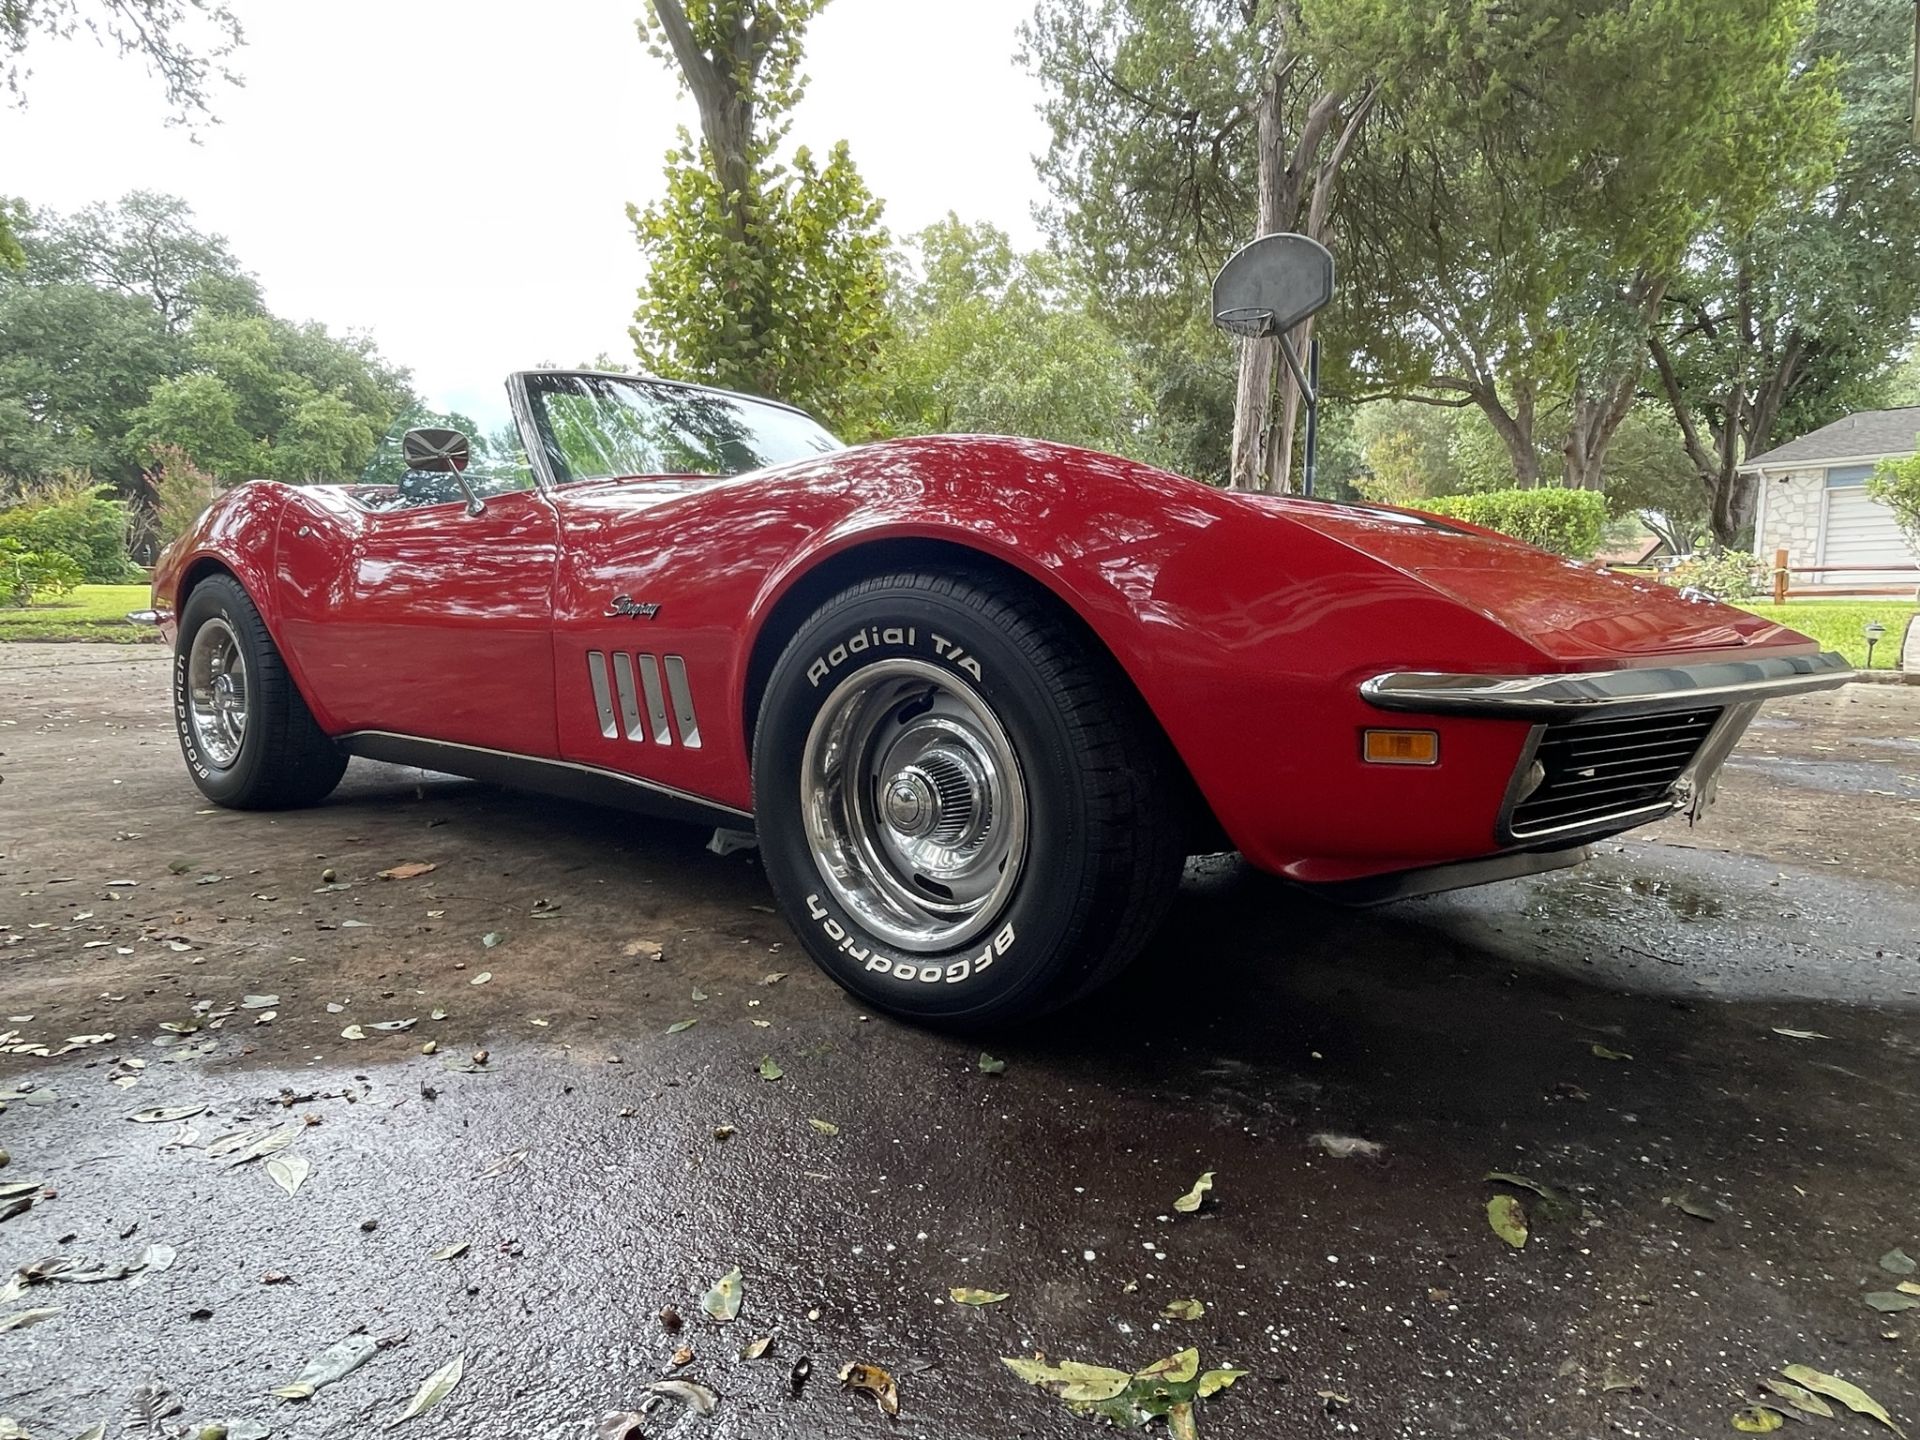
[1362,729,1439,766]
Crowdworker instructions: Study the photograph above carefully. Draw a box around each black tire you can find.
[753,569,1184,1026]
[173,574,347,809]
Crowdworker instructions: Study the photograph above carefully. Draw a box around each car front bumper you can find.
[1359,650,1855,851]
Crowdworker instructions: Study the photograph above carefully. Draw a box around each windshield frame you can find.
[509,369,840,491]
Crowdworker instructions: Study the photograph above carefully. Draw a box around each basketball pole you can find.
[1304,337,1322,498]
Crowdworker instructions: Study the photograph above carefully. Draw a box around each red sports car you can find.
[147,369,1851,1023]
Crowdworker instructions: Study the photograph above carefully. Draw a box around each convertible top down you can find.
[147,369,1852,1023]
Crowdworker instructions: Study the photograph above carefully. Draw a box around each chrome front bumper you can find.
[1361,651,1854,848]
[1360,650,1854,719]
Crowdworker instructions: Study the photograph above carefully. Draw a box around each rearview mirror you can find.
[402,427,471,473]
[400,427,485,516]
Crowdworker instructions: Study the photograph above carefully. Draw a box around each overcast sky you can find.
[0,1,1055,419]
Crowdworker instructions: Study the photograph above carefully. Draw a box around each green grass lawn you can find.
[0,582,159,643]
[1737,600,1918,669]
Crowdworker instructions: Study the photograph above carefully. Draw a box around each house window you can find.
[1826,463,1875,487]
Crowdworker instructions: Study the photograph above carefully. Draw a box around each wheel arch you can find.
[738,535,1227,851]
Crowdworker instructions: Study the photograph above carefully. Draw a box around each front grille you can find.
[1508,707,1721,839]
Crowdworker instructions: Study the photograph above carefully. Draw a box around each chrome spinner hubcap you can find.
[802,659,1028,953]
[186,617,248,769]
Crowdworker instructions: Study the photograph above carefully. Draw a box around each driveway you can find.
[1,643,1916,1438]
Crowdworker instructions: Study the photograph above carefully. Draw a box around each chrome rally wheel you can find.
[185,616,250,769]
[803,658,1029,952]
[753,569,1184,1027]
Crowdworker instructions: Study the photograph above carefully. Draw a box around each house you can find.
[1594,534,1672,569]
[1747,407,1920,588]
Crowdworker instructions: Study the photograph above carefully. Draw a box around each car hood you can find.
[1264,497,1803,664]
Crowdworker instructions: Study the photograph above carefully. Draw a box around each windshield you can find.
[527,372,842,482]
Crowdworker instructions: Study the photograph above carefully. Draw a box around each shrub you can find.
[0,536,84,607]
[1420,487,1608,559]
[1658,549,1761,601]
[1867,449,1920,549]
[0,475,141,582]
[146,445,225,549]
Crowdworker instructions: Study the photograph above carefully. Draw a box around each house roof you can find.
[1745,407,1920,469]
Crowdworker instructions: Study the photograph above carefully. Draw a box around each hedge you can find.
[1419,488,1607,559]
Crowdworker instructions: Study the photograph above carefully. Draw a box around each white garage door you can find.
[1820,486,1920,585]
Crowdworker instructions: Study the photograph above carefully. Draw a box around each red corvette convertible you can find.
[147,369,1850,1023]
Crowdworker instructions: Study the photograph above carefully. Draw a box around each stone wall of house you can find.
[1758,468,1823,563]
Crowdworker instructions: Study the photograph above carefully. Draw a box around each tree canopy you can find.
[629,0,892,430]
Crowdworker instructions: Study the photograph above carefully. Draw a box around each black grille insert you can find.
[1508,707,1721,839]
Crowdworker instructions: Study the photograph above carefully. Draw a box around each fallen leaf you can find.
[1761,1379,1835,1418]
[950,1287,1009,1305]
[1001,1356,1133,1404]
[646,1380,718,1416]
[340,1025,366,1040]
[1311,1133,1384,1160]
[1666,1191,1719,1222]
[0,1307,57,1329]
[977,1052,1007,1075]
[1864,1291,1920,1313]
[390,1353,464,1427]
[1732,1406,1786,1433]
[757,1056,783,1081]
[476,1149,526,1180]
[596,1412,646,1440]
[1173,1171,1214,1214]
[1590,1043,1632,1061]
[1881,1248,1916,1276]
[367,1019,416,1033]
[742,1335,772,1360]
[1487,1194,1529,1248]
[482,932,504,949]
[1901,1282,1920,1296]
[702,1265,743,1322]
[271,1333,380,1399]
[1161,1298,1205,1321]
[240,994,279,1010]
[666,1019,697,1034]
[431,1242,469,1261]
[1135,1349,1201,1384]
[127,1104,206,1124]
[225,1123,301,1167]
[378,863,437,881]
[1485,1171,1558,1199]
[1779,1365,1902,1434]
[669,1345,694,1368]
[621,938,663,960]
[761,971,787,985]
[1772,1027,1829,1040]
[266,1154,310,1197]
[469,972,492,986]
[807,1118,839,1136]
[1168,1402,1199,1440]
[838,1362,900,1417]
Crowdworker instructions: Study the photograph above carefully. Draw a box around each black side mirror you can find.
[400,427,484,515]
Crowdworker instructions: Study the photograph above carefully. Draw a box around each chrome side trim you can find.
[638,654,671,744]
[335,730,752,828]
[586,651,618,738]
[664,655,702,748]
[1361,651,1852,719]
[611,652,644,741]
[127,609,162,626]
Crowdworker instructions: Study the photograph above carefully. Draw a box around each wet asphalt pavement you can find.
[1,643,1917,1439]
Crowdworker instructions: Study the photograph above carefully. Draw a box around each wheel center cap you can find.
[884,772,936,838]
[214,675,234,702]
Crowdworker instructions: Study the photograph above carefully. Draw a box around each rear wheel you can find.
[173,574,346,809]
[753,570,1184,1025]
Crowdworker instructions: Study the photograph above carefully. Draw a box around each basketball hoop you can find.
[1212,306,1279,340]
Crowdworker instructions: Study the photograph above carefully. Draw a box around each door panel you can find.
[275,489,562,755]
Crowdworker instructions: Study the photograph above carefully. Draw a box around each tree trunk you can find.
[1229,46,1289,492]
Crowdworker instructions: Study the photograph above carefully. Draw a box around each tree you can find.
[0,2,245,262]
[871,216,1152,456]
[1867,446,1920,549]
[31,189,260,331]
[628,0,891,429]
[1023,0,1376,491]
[1323,0,1830,505]
[1648,0,1920,546]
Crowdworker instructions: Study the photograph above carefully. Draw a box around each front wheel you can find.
[173,574,347,809]
[753,570,1184,1025]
